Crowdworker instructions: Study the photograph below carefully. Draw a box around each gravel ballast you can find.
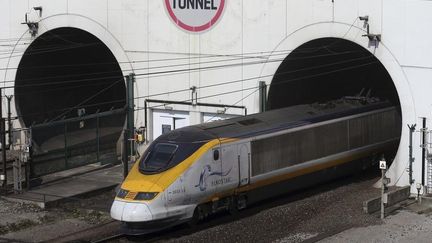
[153,171,383,243]
[2,168,428,243]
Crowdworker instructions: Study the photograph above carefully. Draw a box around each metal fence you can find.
[29,109,126,179]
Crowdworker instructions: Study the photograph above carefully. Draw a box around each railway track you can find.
[48,216,221,243]
[91,233,125,243]
[42,167,381,243]
[78,221,355,243]
[44,220,123,243]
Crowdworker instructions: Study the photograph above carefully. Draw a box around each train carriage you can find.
[111,97,401,234]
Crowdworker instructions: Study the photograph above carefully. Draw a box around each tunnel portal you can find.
[267,38,400,110]
[14,28,126,175]
[267,37,402,162]
[15,27,126,127]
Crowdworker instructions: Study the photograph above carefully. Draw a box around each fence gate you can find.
[29,109,126,180]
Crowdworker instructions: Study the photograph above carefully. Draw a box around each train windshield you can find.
[140,143,178,173]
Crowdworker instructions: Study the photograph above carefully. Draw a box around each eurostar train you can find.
[111,98,401,234]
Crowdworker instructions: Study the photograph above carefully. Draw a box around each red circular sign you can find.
[164,0,226,33]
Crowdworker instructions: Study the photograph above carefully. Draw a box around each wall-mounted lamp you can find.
[21,7,42,37]
[359,15,369,24]
[359,15,381,47]
[33,6,43,17]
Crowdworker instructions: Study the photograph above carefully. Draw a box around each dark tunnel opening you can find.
[267,37,400,110]
[267,37,402,163]
[15,27,126,150]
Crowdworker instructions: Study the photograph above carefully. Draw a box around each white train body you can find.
[111,138,246,229]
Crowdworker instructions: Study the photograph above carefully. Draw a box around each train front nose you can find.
[111,200,153,222]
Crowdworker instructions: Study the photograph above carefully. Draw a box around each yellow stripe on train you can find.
[119,138,238,194]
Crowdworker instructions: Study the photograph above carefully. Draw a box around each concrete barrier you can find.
[363,186,411,214]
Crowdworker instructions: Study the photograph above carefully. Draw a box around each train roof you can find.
[156,98,395,143]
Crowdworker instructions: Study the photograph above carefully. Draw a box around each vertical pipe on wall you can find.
[1,119,5,189]
[6,96,12,149]
[1,88,6,189]
[259,81,267,113]
[123,73,135,179]
[422,118,427,187]
[128,73,135,157]
[408,124,416,185]
[144,100,148,143]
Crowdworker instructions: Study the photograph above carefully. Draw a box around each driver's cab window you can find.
[142,143,178,172]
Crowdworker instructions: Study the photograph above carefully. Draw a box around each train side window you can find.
[213,149,220,161]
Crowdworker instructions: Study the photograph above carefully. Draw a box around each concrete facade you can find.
[0,0,431,193]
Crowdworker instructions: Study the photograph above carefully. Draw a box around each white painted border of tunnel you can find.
[258,22,416,191]
[3,13,134,130]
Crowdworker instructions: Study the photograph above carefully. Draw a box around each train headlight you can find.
[116,188,129,199]
[135,192,159,201]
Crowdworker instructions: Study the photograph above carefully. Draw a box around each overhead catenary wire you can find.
[0,26,366,71]
[0,34,352,61]
[204,86,261,123]
[3,53,376,101]
[10,98,126,121]
[133,54,377,100]
[0,29,110,55]
[131,51,367,77]
[0,43,287,59]
[1,53,377,102]
[0,42,104,60]
[48,78,126,122]
[0,19,364,77]
[0,32,93,42]
[0,59,274,89]
[137,86,260,111]
[0,51,375,89]
[1,50,292,82]
[0,19,375,126]
[9,58,379,126]
[13,85,257,123]
[9,80,125,98]
[2,49,366,84]
[3,49,376,121]
[139,60,379,111]
[0,22,366,87]
[0,47,365,74]
[132,52,371,79]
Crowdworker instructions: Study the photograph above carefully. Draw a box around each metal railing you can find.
[29,109,125,180]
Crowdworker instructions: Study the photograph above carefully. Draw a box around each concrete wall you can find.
[1,0,431,193]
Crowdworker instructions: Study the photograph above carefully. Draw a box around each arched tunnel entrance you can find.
[267,37,402,161]
[15,27,126,176]
[268,38,400,109]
